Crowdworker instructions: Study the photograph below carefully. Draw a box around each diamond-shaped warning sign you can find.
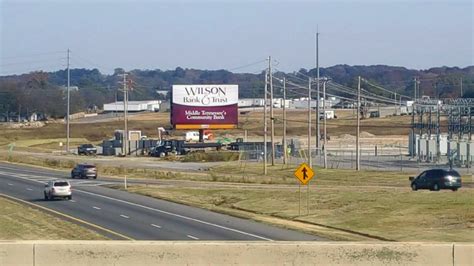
[294,163,314,185]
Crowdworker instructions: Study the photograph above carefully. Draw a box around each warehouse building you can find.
[103,100,161,112]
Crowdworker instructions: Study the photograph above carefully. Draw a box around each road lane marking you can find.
[187,235,199,240]
[0,170,111,187]
[151,224,161,228]
[70,200,76,202]
[93,206,101,210]
[7,183,13,186]
[75,189,273,241]
[120,214,130,219]
[1,167,273,241]
[0,193,134,241]
[26,188,33,191]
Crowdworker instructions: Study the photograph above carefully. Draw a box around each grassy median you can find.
[0,197,107,240]
[118,168,474,242]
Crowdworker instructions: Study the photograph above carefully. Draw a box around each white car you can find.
[44,180,72,200]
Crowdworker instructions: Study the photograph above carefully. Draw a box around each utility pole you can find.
[436,102,441,162]
[412,77,418,159]
[263,69,268,175]
[411,99,416,158]
[356,76,361,171]
[308,77,312,168]
[460,77,463,98]
[66,48,70,154]
[413,77,417,101]
[120,73,129,156]
[283,77,287,165]
[323,79,327,169]
[269,56,275,166]
[316,31,320,155]
[394,92,397,115]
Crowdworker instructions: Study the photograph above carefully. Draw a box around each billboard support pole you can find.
[199,129,204,142]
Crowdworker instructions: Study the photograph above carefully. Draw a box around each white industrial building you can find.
[103,100,161,112]
[238,97,340,109]
[238,98,265,107]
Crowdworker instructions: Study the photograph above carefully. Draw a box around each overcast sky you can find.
[1,0,473,75]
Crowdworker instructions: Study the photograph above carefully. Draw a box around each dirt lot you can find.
[0,110,411,150]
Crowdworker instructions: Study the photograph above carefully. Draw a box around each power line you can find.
[227,59,267,72]
[1,51,64,60]
[362,78,412,99]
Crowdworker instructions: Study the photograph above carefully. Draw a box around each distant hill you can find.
[1,65,473,117]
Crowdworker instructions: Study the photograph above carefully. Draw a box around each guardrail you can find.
[1,241,472,266]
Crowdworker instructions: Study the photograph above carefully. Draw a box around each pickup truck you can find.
[149,140,223,157]
[77,144,97,155]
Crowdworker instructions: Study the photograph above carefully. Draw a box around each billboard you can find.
[171,85,238,129]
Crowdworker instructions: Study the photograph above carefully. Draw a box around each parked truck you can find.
[150,140,223,157]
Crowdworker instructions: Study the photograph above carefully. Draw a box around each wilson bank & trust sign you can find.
[171,85,238,129]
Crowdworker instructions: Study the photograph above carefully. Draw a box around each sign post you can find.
[294,162,315,216]
[7,143,15,160]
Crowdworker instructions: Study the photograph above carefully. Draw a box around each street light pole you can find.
[356,76,361,171]
[263,68,268,175]
[308,77,312,168]
[323,79,327,168]
[66,49,70,154]
[316,31,320,155]
[283,77,287,165]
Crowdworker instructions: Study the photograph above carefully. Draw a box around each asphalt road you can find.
[0,162,322,241]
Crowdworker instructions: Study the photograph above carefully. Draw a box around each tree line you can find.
[0,65,472,118]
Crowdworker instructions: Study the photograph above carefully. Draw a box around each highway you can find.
[0,162,321,241]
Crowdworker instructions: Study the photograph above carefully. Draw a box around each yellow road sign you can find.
[294,163,314,185]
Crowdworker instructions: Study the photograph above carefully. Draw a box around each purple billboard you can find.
[171,85,238,129]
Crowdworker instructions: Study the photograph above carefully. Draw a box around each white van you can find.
[185,131,210,142]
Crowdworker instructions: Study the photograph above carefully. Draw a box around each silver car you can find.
[71,164,97,179]
[44,180,72,200]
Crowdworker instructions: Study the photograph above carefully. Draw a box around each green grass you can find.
[120,172,474,242]
[0,197,107,240]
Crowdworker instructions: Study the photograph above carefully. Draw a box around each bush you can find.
[181,151,240,162]
[44,158,60,167]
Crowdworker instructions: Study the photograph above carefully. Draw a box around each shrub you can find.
[181,151,240,162]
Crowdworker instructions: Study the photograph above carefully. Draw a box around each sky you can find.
[0,0,473,75]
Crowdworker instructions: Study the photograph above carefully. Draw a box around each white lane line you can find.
[2,169,273,241]
[0,170,109,187]
[7,183,13,186]
[26,188,33,191]
[151,223,161,228]
[92,206,101,210]
[120,214,130,219]
[187,235,199,240]
[75,189,273,241]
[70,200,76,203]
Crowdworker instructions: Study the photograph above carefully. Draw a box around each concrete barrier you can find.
[0,242,33,266]
[1,241,473,266]
[454,243,474,266]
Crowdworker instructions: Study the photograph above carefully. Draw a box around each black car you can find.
[410,169,462,191]
[77,144,97,155]
[71,164,97,179]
